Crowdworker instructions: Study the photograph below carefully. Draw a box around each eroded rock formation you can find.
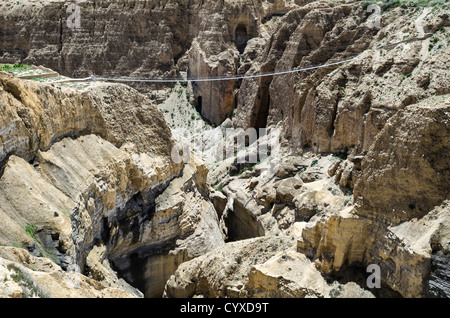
[0,72,223,298]
[0,0,449,299]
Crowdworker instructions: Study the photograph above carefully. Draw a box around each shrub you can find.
[25,223,37,239]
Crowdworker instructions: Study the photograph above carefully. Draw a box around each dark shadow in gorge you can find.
[235,25,248,54]
[76,173,183,298]
[323,263,403,298]
[224,198,265,243]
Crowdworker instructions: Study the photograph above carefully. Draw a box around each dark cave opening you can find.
[128,252,147,293]
[224,199,265,242]
[323,263,403,298]
[196,96,203,114]
[253,77,272,131]
[235,25,248,54]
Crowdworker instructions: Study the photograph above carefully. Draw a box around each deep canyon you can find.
[0,0,449,298]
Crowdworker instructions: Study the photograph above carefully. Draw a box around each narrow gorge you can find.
[0,0,449,299]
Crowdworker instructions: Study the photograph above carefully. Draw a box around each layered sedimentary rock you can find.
[0,0,303,124]
[0,246,141,298]
[1,0,192,80]
[354,98,450,225]
[0,71,177,170]
[212,153,353,240]
[1,0,449,299]
[164,234,374,298]
[234,1,450,155]
[166,91,449,297]
[107,156,224,298]
[297,199,450,298]
[1,0,449,132]
[0,73,224,298]
[296,99,450,298]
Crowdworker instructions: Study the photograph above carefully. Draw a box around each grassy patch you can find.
[238,166,254,175]
[0,63,31,72]
[329,286,342,298]
[25,223,37,240]
[24,223,61,265]
[11,241,22,249]
[6,263,49,298]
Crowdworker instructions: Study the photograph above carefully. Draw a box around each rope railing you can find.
[53,56,359,84]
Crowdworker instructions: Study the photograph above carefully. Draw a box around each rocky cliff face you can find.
[3,0,448,131]
[0,0,449,299]
[234,2,450,153]
[165,1,449,298]
[354,97,450,225]
[0,72,224,298]
[1,0,311,125]
[0,71,176,168]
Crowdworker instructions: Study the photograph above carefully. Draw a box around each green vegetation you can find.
[237,165,255,176]
[428,36,441,51]
[29,77,47,82]
[25,223,37,240]
[329,286,342,298]
[11,241,22,248]
[0,63,31,72]
[24,223,61,265]
[342,187,354,196]
[213,182,225,192]
[401,71,413,82]
[240,166,253,173]
[333,151,348,162]
[8,264,25,284]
